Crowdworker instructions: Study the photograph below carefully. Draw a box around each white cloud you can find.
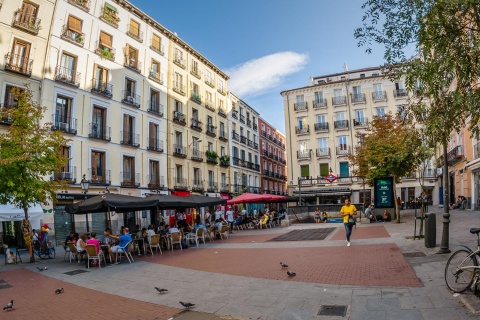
[225,51,308,98]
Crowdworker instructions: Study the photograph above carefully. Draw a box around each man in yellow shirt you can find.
[340,199,357,246]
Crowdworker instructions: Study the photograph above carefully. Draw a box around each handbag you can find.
[348,216,355,226]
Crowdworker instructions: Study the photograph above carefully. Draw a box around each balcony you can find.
[173,111,186,125]
[294,101,308,111]
[126,24,143,43]
[268,152,274,159]
[51,115,77,135]
[316,148,330,157]
[206,151,218,164]
[447,145,464,165]
[423,169,436,179]
[191,149,204,162]
[55,66,81,87]
[147,175,165,189]
[263,170,270,177]
[313,99,327,109]
[173,81,186,95]
[89,169,110,186]
[219,130,228,141]
[262,150,268,157]
[232,111,238,120]
[53,166,77,182]
[297,150,311,159]
[314,122,329,132]
[247,139,253,148]
[150,44,164,56]
[4,53,33,76]
[218,106,227,117]
[354,118,369,127]
[121,172,140,187]
[192,180,204,192]
[261,130,267,137]
[67,0,91,12]
[232,157,240,166]
[474,141,480,160]
[247,119,252,127]
[147,138,164,152]
[254,142,258,150]
[372,91,387,101]
[12,10,41,34]
[254,164,260,171]
[332,96,347,106]
[173,144,187,158]
[88,123,111,141]
[232,131,239,141]
[240,114,245,124]
[220,184,230,193]
[217,87,226,95]
[205,78,214,88]
[206,124,216,137]
[94,41,115,60]
[124,57,142,73]
[219,155,230,167]
[174,177,188,190]
[100,6,120,28]
[174,55,186,69]
[0,104,14,125]
[148,69,163,84]
[147,100,163,117]
[205,99,215,112]
[60,25,85,47]
[190,66,202,79]
[121,90,141,108]
[91,79,113,99]
[190,118,202,131]
[394,89,408,98]
[207,182,218,192]
[295,125,309,134]
[120,131,140,147]
[336,146,351,156]
[253,123,258,130]
[190,91,202,105]
[334,120,349,129]
[240,135,247,144]
[351,93,366,103]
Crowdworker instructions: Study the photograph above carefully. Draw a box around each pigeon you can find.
[280,262,288,268]
[179,301,195,309]
[55,288,64,294]
[287,271,296,277]
[155,287,168,293]
[3,300,13,311]
[37,267,47,271]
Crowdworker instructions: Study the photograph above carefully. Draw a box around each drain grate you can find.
[63,269,89,276]
[318,305,348,316]
[268,228,335,241]
[403,252,426,258]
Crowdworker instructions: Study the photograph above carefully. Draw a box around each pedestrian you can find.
[226,207,234,233]
[314,208,321,223]
[340,199,357,247]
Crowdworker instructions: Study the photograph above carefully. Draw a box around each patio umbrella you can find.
[147,194,226,209]
[182,195,226,207]
[265,194,287,202]
[227,192,272,205]
[65,194,158,214]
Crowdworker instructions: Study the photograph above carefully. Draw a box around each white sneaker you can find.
[347,242,351,247]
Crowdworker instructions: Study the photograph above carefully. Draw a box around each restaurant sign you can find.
[374,177,394,208]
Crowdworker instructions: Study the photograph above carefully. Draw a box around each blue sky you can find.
[130,0,386,133]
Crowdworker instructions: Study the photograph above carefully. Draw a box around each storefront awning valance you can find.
[0,203,44,221]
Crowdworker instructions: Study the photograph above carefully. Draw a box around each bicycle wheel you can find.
[445,249,478,293]
[48,248,55,259]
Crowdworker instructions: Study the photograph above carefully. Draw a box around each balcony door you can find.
[91,151,106,183]
[92,106,106,138]
[123,156,134,184]
[55,96,72,129]
[11,39,30,72]
[123,114,135,144]
[60,53,76,82]
[94,65,109,91]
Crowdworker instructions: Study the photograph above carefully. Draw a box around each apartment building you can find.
[466,133,480,209]
[0,0,56,245]
[258,117,287,195]
[281,66,437,206]
[228,94,261,196]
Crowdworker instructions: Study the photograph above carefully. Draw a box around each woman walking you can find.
[340,199,357,246]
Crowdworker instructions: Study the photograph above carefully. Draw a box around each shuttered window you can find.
[152,34,160,50]
[68,15,82,33]
[300,165,309,177]
[99,31,112,48]
[129,19,140,37]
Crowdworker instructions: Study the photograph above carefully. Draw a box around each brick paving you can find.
[214,233,281,243]
[0,269,180,319]
[145,243,422,287]
[268,228,336,241]
[330,224,391,241]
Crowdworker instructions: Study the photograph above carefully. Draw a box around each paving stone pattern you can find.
[268,228,336,241]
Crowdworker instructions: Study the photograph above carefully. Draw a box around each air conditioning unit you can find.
[127,96,134,103]
[175,147,182,154]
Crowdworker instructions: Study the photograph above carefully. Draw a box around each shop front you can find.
[0,203,44,248]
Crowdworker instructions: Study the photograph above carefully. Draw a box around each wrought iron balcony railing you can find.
[121,90,141,108]
[51,115,77,135]
[61,24,85,46]
[126,24,143,42]
[149,69,163,84]
[191,118,202,131]
[372,91,387,101]
[332,96,347,106]
[55,66,81,87]
[89,169,111,186]
[294,101,308,111]
[147,138,164,152]
[174,177,188,190]
[94,41,115,60]
[173,144,187,157]
[67,0,91,12]
[173,111,186,125]
[297,150,311,159]
[191,148,204,161]
[12,10,41,34]
[4,53,32,76]
[295,125,309,134]
[120,131,140,147]
[147,100,163,116]
[53,166,77,182]
[314,122,329,131]
[88,123,111,141]
[91,78,113,98]
[121,172,140,187]
[316,148,330,157]
[334,120,349,129]
[313,99,327,109]
[336,146,351,155]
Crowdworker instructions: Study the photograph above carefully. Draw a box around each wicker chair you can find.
[146,234,162,255]
[85,244,105,269]
[170,232,182,251]
[67,242,85,263]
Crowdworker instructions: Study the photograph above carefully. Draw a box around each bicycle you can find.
[444,228,480,293]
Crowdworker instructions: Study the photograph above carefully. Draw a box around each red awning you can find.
[227,193,286,205]
[171,191,191,197]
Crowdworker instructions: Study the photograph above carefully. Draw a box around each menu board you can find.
[374,177,394,208]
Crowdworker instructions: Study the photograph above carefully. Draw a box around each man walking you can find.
[340,199,357,247]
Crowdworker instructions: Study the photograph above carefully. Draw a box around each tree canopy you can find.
[356,0,480,143]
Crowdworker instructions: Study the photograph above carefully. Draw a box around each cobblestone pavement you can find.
[0,207,478,319]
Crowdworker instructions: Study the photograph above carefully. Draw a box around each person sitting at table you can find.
[259,212,269,229]
[159,222,168,235]
[176,211,186,228]
[104,227,132,264]
[65,231,75,250]
[76,233,88,261]
[233,215,243,229]
[168,225,179,233]
[383,209,392,222]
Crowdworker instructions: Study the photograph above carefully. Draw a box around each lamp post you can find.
[81,174,90,233]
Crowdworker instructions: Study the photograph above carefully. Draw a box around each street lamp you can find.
[81,174,90,233]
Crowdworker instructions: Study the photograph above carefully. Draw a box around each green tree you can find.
[348,113,425,222]
[0,86,68,262]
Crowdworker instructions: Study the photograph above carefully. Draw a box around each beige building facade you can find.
[281,66,437,207]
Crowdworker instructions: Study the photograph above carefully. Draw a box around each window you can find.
[355,110,365,124]
[55,95,72,129]
[317,138,328,151]
[174,72,183,91]
[122,113,135,143]
[300,165,309,178]
[93,64,109,92]
[296,95,304,103]
[176,164,183,180]
[220,146,225,156]
[174,100,183,113]
[208,171,214,186]
[338,136,347,150]
[207,142,213,151]
[352,85,362,101]
[174,131,183,146]
[334,89,343,97]
[299,141,308,152]
[8,38,31,74]
[218,79,224,92]
[339,162,349,177]
[397,105,406,120]
[232,146,238,157]
[221,173,226,187]
[191,59,199,74]
[150,59,160,77]
[206,91,213,106]
[122,156,135,183]
[192,108,199,121]
[248,152,252,163]
[205,69,212,85]
[320,163,329,177]
[335,112,346,121]
[241,150,245,161]
[92,106,106,138]
[18,1,38,25]
[193,168,201,185]
[151,33,162,53]
[57,146,71,178]
[128,19,140,38]
[315,91,323,102]
[149,160,160,185]
[99,31,113,49]
[65,15,83,42]
[316,114,326,124]
[376,107,386,117]
[124,78,136,98]
[3,85,22,109]
[254,155,258,164]
[60,52,77,81]
[149,89,160,112]
[373,83,382,94]
[91,151,106,183]
[125,44,139,69]
[263,160,267,170]
[148,122,159,148]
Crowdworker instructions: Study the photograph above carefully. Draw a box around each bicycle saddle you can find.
[470,228,480,234]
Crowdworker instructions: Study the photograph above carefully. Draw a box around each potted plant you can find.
[101,48,112,59]
[219,155,230,166]
[205,150,218,163]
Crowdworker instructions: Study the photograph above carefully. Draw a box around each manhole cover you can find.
[403,252,426,257]
[64,269,89,276]
[268,228,335,241]
[318,305,347,316]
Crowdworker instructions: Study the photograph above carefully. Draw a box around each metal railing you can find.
[297,150,311,159]
[124,57,142,73]
[336,146,351,155]
[206,124,216,136]
[351,93,366,103]
[12,10,41,34]
[174,177,188,189]
[67,0,91,12]
[94,41,115,60]
[173,111,186,124]
[150,44,165,56]
[173,144,187,157]
[53,166,76,181]
[120,131,140,147]
[173,55,186,68]
[190,91,202,104]
[51,115,77,134]
[91,79,113,98]
[294,101,308,111]
[147,175,165,188]
[394,89,408,98]
[372,91,387,101]
[61,25,85,46]
[121,90,141,108]
[313,99,327,108]
[354,118,368,127]
[314,122,329,131]
[126,23,143,42]
[334,120,349,129]
[173,81,185,95]
[190,118,202,131]
[121,172,140,187]
[332,96,347,105]
[88,123,111,141]
[316,148,330,157]
[191,148,204,161]
[149,69,163,84]
[89,169,111,185]
[295,125,309,134]
[4,53,33,76]
[147,100,163,116]
[147,138,164,152]
[55,66,81,87]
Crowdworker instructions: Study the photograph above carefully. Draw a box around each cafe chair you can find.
[85,244,106,269]
[146,234,162,255]
[170,232,182,251]
[67,242,85,263]
[116,241,134,263]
